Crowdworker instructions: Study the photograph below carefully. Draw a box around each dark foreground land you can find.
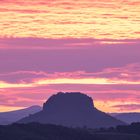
[0,123,140,140]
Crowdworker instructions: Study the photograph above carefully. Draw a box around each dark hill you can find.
[111,113,140,124]
[0,106,41,125]
[0,123,140,140]
[18,92,125,128]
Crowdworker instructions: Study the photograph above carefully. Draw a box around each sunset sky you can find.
[0,0,140,113]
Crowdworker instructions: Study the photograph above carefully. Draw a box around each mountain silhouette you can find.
[111,113,140,124]
[0,106,41,125]
[18,92,125,128]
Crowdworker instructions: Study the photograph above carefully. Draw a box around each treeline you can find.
[116,122,140,135]
[0,123,95,140]
[93,122,140,135]
[0,122,140,140]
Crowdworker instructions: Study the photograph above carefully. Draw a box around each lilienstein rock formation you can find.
[18,92,125,128]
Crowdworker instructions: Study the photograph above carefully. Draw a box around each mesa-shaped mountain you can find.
[0,106,41,125]
[18,92,125,128]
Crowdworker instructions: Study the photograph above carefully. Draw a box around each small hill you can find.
[18,92,124,128]
[0,106,41,125]
[111,113,140,124]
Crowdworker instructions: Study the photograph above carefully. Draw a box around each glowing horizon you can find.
[0,0,140,113]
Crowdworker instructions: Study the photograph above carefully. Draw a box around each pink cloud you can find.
[0,63,140,85]
[112,104,140,112]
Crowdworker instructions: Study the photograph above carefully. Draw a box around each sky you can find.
[0,0,140,113]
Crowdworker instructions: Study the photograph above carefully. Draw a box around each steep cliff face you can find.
[18,92,125,128]
[43,92,94,113]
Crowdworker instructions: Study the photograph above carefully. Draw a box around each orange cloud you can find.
[0,0,140,39]
[0,77,140,89]
[0,105,24,112]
